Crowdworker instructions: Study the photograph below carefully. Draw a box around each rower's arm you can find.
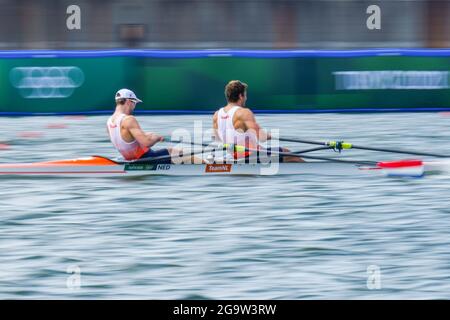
[240,109,271,142]
[125,116,163,148]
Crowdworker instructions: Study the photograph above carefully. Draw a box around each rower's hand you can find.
[153,134,164,143]
[146,133,164,147]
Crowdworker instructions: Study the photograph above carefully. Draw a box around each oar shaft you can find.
[133,139,375,166]
[279,137,449,158]
[292,146,332,154]
[167,138,216,148]
[349,144,449,158]
[279,137,326,147]
[245,148,376,165]
[132,145,225,163]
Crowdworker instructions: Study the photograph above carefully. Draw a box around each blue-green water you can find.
[1,113,450,299]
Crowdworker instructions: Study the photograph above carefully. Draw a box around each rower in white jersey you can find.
[213,80,304,163]
[107,88,202,164]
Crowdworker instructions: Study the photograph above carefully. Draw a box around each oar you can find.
[170,140,376,165]
[132,138,375,166]
[291,146,333,154]
[240,147,376,165]
[279,137,450,158]
[130,143,226,164]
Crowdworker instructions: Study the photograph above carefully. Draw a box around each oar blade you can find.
[377,160,424,178]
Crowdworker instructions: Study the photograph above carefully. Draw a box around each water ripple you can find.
[1,113,450,299]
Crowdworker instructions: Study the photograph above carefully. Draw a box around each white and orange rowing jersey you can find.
[216,106,257,158]
[107,113,149,160]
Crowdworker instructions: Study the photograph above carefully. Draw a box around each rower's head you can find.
[115,88,142,114]
[225,80,248,107]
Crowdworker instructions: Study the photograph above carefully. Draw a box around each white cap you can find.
[115,88,142,103]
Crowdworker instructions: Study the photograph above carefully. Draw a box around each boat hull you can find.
[0,156,377,177]
[1,156,448,177]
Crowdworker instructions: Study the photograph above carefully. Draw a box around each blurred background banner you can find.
[0,0,449,114]
[1,0,449,49]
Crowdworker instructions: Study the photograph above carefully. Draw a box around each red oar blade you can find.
[377,160,424,177]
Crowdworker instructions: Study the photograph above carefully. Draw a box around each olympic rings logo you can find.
[10,66,85,98]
